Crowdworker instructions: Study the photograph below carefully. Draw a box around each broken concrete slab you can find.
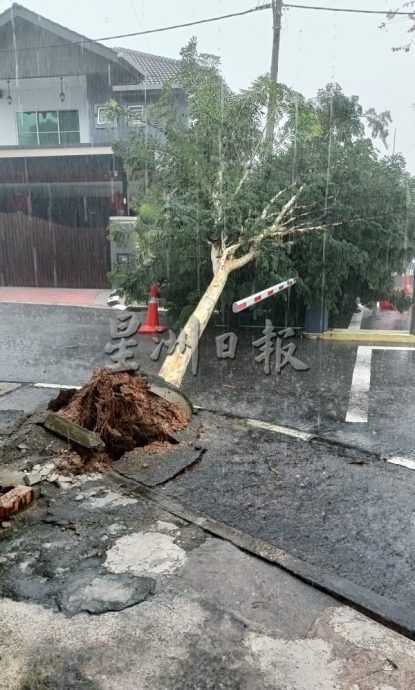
[87,489,138,510]
[115,444,204,487]
[6,424,68,466]
[141,370,193,419]
[0,383,21,398]
[58,571,154,615]
[44,413,105,450]
[168,413,203,444]
[24,472,43,487]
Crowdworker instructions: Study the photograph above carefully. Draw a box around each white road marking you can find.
[193,406,312,441]
[246,418,313,441]
[34,383,81,389]
[371,346,415,351]
[345,346,373,423]
[386,456,415,471]
[346,345,415,424]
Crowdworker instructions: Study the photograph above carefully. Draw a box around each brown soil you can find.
[54,367,189,461]
[56,449,112,475]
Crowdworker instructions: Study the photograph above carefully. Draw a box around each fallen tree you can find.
[158,183,325,387]
[110,40,414,387]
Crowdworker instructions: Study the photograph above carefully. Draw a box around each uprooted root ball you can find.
[55,367,189,459]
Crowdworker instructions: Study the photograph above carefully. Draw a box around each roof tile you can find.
[115,47,180,83]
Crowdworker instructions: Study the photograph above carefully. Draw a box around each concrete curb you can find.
[193,404,385,460]
[109,469,415,640]
[304,329,415,343]
[152,494,415,641]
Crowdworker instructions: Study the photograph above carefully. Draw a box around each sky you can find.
[2,0,415,169]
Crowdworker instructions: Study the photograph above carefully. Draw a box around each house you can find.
[0,3,182,288]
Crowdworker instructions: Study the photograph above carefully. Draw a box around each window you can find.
[16,110,80,146]
[96,106,115,128]
[127,105,144,127]
[95,104,144,128]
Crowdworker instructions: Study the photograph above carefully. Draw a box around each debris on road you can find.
[56,448,111,475]
[0,485,33,520]
[44,412,106,450]
[23,472,43,486]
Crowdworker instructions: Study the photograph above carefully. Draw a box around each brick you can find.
[0,485,34,520]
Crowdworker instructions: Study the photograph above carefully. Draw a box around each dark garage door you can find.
[0,213,110,288]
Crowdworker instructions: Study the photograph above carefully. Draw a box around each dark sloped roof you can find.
[114,47,180,83]
[1,3,119,63]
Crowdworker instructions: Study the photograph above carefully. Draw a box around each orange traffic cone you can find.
[403,273,413,296]
[138,284,167,333]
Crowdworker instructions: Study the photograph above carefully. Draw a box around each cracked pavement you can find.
[2,303,415,687]
[1,467,415,690]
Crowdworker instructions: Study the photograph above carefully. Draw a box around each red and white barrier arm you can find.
[232,278,296,313]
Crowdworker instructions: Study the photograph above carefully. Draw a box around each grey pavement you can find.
[2,304,415,686]
[1,464,415,689]
[2,390,415,637]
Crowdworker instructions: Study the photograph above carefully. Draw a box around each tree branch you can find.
[274,185,304,226]
[247,185,305,247]
[227,249,255,272]
[232,124,267,200]
[259,183,296,221]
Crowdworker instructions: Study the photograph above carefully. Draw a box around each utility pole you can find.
[410,270,415,335]
[265,0,283,143]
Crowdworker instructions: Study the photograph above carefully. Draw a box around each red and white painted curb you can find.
[232,278,296,313]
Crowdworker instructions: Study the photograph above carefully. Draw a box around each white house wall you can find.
[0,75,90,146]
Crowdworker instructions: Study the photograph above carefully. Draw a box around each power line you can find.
[0,5,273,54]
[0,3,413,57]
[284,3,415,16]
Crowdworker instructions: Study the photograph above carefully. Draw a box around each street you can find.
[2,302,415,688]
[1,0,415,685]
[2,302,415,458]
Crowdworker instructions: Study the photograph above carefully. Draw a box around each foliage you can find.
[108,220,129,247]
[108,40,415,326]
[388,288,412,312]
[380,2,415,52]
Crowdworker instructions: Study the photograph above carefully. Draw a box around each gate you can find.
[0,213,110,288]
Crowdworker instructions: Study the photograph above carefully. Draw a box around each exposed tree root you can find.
[50,367,190,471]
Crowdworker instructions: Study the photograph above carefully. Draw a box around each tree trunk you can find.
[158,262,231,388]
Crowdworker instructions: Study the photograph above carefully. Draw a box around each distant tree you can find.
[278,84,414,321]
[380,2,415,52]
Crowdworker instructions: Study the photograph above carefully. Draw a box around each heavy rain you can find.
[1,1,415,688]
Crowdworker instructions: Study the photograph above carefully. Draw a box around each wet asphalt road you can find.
[2,302,415,457]
[164,411,415,613]
[3,302,415,630]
